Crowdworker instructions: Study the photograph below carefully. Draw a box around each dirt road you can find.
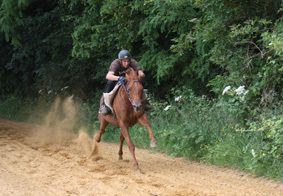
[0,119,283,196]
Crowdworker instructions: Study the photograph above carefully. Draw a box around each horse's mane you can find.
[125,68,139,81]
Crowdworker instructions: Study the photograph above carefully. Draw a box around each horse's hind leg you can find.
[138,114,156,148]
[95,116,109,142]
[118,132,124,160]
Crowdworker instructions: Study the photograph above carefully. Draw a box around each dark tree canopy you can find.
[0,0,282,104]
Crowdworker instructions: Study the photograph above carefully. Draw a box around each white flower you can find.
[48,90,52,94]
[222,86,231,95]
[164,105,171,111]
[61,86,69,91]
[251,149,256,158]
[38,89,43,94]
[235,85,246,96]
[189,18,198,22]
[175,96,182,102]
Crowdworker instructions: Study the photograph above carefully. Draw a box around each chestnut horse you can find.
[94,68,156,170]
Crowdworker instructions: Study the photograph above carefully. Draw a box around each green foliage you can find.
[1,0,283,102]
[138,0,198,86]
[0,95,35,121]
[204,132,253,169]
[139,50,178,84]
[0,0,30,45]
[246,114,283,171]
[144,88,240,159]
[0,0,100,97]
[205,110,283,179]
[99,87,283,179]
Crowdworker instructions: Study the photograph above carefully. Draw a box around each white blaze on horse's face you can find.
[129,80,143,112]
[125,69,143,112]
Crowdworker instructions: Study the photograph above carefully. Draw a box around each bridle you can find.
[121,80,143,106]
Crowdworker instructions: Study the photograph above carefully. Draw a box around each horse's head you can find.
[124,68,144,112]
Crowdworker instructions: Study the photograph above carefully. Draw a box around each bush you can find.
[0,96,35,121]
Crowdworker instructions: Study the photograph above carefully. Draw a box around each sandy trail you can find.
[0,119,283,196]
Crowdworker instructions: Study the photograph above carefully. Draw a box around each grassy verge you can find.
[98,91,283,181]
[0,96,36,121]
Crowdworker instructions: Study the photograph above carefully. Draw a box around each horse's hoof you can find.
[118,156,123,160]
[134,168,144,174]
[150,140,157,148]
[133,164,140,171]
[94,134,101,143]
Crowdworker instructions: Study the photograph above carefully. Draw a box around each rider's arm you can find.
[106,71,119,81]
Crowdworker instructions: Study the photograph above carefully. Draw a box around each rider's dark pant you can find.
[104,80,117,93]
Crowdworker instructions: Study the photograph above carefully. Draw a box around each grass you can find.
[100,94,283,181]
[0,96,36,121]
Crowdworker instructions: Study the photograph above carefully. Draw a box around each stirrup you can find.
[99,104,111,115]
[143,89,148,100]
[143,89,151,111]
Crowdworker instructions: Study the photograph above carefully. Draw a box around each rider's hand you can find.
[118,76,126,85]
[138,70,145,80]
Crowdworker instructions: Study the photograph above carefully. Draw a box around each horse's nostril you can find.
[133,102,141,110]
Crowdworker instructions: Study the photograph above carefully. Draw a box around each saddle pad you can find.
[103,83,121,113]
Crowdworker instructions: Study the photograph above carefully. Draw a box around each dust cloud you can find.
[77,128,99,158]
[30,96,98,158]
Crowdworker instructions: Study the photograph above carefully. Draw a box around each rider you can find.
[99,49,145,115]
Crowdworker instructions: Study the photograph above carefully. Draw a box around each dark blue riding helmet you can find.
[118,50,131,60]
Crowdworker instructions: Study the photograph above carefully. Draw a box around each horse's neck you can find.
[115,85,130,104]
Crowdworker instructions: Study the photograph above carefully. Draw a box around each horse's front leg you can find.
[95,115,109,142]
[118,132,124,160]
[120,124,139,170]
[138,114,156,148]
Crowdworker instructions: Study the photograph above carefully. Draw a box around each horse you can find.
[94,68,156,170]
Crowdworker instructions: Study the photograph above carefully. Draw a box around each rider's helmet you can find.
[118,50,131,60]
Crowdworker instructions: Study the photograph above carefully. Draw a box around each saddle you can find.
[102,83,121,114]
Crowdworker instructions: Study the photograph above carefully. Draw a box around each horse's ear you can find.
[125,67,132,73]
[124,68,132,80]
